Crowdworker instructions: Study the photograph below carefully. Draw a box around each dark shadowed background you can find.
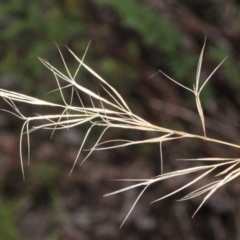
[1,0,240,239]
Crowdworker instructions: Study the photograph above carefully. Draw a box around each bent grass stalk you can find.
[0,40,239,227]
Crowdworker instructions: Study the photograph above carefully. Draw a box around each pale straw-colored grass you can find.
[0,39,239,227]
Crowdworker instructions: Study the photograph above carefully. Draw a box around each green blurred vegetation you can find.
[0,196,20,240]
[93,0,197,81]
[0,0,86,97]
[0,162,62,239]
[208,46,240,84]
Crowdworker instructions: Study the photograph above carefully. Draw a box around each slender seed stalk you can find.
[0,39,238,227]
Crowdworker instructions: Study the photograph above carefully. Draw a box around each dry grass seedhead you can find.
[0,39,238,227]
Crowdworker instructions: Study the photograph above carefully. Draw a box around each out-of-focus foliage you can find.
[209,46,240,84]
[0,0,85,96]
[94,0,182,49]
[93,0,197,83]
[0,196,20,240]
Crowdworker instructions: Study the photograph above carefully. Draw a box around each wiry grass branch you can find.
[0,39,239,227]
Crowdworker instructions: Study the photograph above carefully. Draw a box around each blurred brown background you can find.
[1,0,240,239]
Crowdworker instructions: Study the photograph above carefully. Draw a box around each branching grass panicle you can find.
[0,39,239,227]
